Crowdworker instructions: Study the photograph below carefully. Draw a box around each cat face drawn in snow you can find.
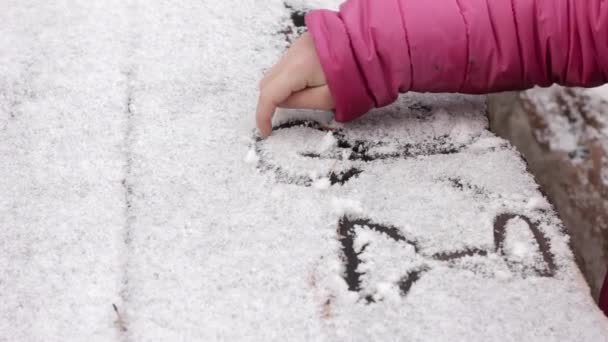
[251,105,551,306]
[337,213,557,304]
[254,115,479,187]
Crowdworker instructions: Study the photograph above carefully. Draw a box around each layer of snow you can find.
[587,84,608,104]
[0,1,607,341]
[244,149,259,164]
[0,1,129,341]
[502,217,544,275]
[527,86,608,155]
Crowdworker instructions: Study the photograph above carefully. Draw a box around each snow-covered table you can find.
[1,1,607,341]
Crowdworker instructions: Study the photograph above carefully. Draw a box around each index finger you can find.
[256,71,306,138]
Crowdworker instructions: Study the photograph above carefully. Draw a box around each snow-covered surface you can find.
[588,84,608,104]
[0,1,607,341]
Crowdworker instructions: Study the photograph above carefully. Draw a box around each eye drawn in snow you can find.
[279,2,308,45]
[336,213,556,304]
[254,120,363,186]
[443,177,491,197]
[493,213,557,277]
[254,119,476,187]
[408,103,432,113]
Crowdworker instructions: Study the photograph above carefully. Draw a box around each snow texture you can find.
[527,85,608,157]
[0,0,607,341]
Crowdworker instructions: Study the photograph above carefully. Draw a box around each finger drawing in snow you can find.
[254,111,480,187]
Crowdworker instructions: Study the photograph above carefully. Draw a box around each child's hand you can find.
[256,32,334,138]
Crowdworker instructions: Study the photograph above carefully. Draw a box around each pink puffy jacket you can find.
[306,0,608,316]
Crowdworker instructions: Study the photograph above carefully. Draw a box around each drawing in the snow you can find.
[0,0,607,341]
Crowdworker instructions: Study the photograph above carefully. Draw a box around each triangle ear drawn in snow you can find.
[337,216,427,303]
[493,213,557,277]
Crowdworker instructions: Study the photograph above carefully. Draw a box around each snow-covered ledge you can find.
[249,92,607,340]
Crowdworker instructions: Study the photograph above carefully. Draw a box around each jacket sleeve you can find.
[305,0,608,122]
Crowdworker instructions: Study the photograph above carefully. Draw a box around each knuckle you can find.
[258,91,276,108]
[289,59,308,72]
